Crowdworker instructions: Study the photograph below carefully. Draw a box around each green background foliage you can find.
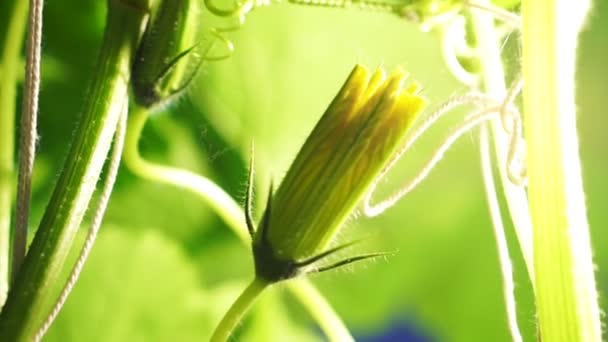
[3,0,606,340]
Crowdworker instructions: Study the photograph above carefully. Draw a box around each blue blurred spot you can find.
[356,321,435,342]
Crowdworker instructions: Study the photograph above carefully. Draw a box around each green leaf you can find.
[44,226,218,341]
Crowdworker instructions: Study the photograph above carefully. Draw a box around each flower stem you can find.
[125,105,354,342]
[210,277,269,342]
[0,0,28,309]
[522,1,601,340]
[124,105,250,243]
[0,1,151,339]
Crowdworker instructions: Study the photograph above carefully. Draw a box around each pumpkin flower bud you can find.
[250,65,427,282]
[132,0,201,107]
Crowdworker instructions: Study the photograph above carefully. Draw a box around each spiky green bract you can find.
[132,0,200,107]
[255,65,426,278]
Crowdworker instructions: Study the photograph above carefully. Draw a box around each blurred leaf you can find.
[45,226,215,341]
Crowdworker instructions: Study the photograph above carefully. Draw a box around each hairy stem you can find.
[522,1,601,340]
[34,104,128,341]
[0,1,150,339]
[124,105,249,242]
[13,0,44,281]
[0,0,28,309]
[210,277,269,342]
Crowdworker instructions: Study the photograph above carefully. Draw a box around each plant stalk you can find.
[125,105,250,243]
[0,0,29,310]
[522,1,601,340]
[210,277,269,342]
[0,0,151,339]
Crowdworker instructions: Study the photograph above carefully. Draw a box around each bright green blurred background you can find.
[2,1,606,341]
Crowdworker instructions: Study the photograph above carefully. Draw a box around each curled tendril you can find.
[441,16,480,86]
[464,0,521,27]
[205,27,236,61]
[204,0,274,23]
[439,1,522,87]
[204,0,255,19]
[287,0,396,12]
[500,75,526,185]
[363,77,527,217]
[201,0,274,62]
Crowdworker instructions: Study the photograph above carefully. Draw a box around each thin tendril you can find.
[33,101,128,341]
[465,0,522,27]
[364,105,514,217]
[13,0,44,280]
[204,0,255,18]
[479,124,523,342]
[206,27,236,61]
[364,71,526,217]
[363,92,496,216]
[441,17,480,86]
[499,75,526,185]
[287,0,396,12]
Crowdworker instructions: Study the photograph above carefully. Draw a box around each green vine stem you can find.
[0,0,28,309]
[124,105,354,342]
[209,277,269,342]
[522,1,601,341]
[0,0,151,339]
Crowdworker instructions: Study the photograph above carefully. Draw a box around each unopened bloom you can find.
[132,0,201,107]
[251,65,426,282]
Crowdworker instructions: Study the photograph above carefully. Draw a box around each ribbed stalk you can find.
[0,0,28,309]
[0,1,151,339]
[522,1,601,341]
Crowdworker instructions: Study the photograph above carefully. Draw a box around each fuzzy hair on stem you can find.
[13,0,44,281]
[33,102,128,341]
